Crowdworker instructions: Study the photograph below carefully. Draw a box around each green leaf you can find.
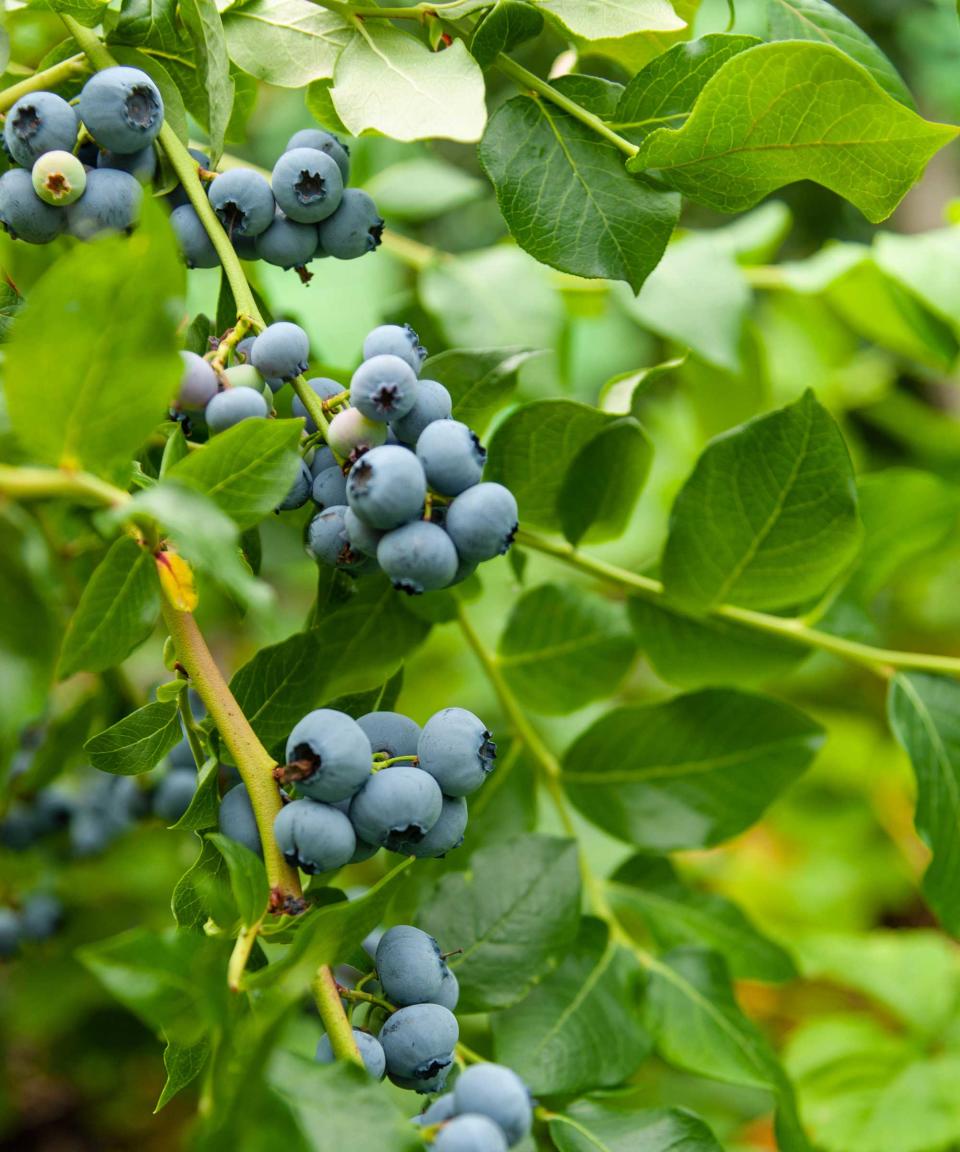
[534,0,684,40]
[486,400,651,541]
[662,390,862,612]
[629,42,957,223]
[111,0,181,52]
[305,80,350,136]
[493,917,649,1094]
[4,202,184,481]
[767,0,913,108]
[156,1037,210,1112]
[171,758,220,832]
[58,537,159,679]
[498,583,634,714]
[362,159,485,223]
[179,0,234,159]
[479,90,679,291]
[610,854,796,982]
[418,835,581,1012]
[421,347,540,434]
[0,278,24,342]
[85,699,182,775]
[888,673,960,936]
[549,1098,723,1152]
[645,948,809,1152]
[173,837,227,930]
[331,25,486,142]
[561,689,824,850]
[165,419,303,531]
[222,0,351,87]
[613,34,762,143]
[628,597,808,689]
[471,0,544,67]
[38,0,110,27]
[874,226,960,337]
[208,833,270,926]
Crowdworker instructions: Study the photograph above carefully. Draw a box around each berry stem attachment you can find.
[312,966,365,1066]
[0,53,89,113]
[339,985,396,1015]
[291,374,332,439]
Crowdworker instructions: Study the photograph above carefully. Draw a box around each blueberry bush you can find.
[2,1,960,1149]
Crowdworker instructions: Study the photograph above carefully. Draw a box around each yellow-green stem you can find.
[0,54,89,113]
[227,923,262,991]
[311,966,364,1065]
[0,464,131,508]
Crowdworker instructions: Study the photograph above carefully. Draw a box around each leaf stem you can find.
[291,375,332,439]
[0,53,89,113]
[0,464,131,508]
[227,922,261,991]
[311,966,364,1065]
[516,528,960,680]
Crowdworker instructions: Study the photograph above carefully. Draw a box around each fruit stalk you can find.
[311,965,365,1065]
[0,54,89,114]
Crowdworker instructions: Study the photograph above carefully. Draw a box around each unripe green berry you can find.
[32,149,86,205]
[223,364,265,393]
[327,407,387,457]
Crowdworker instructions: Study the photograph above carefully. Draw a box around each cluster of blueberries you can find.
[0,892,64,958]
[218,706,497,868]
[172,127,383,270]
[319,925,533,1150]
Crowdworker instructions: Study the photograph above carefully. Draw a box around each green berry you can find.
[32,150,86,206]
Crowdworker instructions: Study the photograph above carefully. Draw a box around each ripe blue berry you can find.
[218,784,262,856]
[435,1115,509,1152]
[274,798,356,873]
[286,128,350,183]
[309,444,338,476]
[344,507,384,558]
[255,212,319,268]
[346,445,426,530]
[153,769,197,824]
[32,150,86,206]
[435,965,460,1011]
[272,147,343,223]
[452,1064,532,1147]
[444,483,518,563]
[0,168,65,244]
[396,795,467,859]
[208,169,275,237]
[278,459,313,511]
[177,351,219,410]
[4,92,78,167]
[358,711,420,758]
[170,203,219,268]
[363,324,426,374]
[67,169,143,239]
[379,1003,459,1090]
[349,765,442,850]
[351,354,419,423]
[413,1094,457,1127]
[375,925,447,1006]
[79,67,164,153]
[391,379,452,445]
[316,1029,385,1078]
[418,709,496,797]
[234,335,256,364]
[317,189,383,259]
[305,505,368,572]
[285,709,372,803]
[377,520,458,595]
[19,892,63,942]
[250,322,310,381]
[205,387,269,434]
[416,421,486,497]
[311,465,347,509]
[33,789,75,835]
[327,408,387,457]
[293,377,341,432]
[0,908,19,958]
[97,144,157,184]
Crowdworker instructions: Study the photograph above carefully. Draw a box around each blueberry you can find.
[19,893,64,942]
[208,169,275,237]
[177,351,219,410]
[0,804,40,850]
[379,1003,458,1091]
[274,798,357,873]
[444,484,518,563]
[4,92,78,167]
[435,1115,510,1152]
[357,712,420,759]
[350,355,419,423]
[32,150,86,206]
[235,335,256,364]
[97,144,157,184]
[395,795,467,859]
[413,1094,457,1127]
[316,1029,385,1078]
[349,765,442,850]
[0,168,65,244]
[232,231,259,260]
[286,128,350,184]
[33,789,76,835]
[66,169,143,239]
[312,465,347,509]
[363,324,426,374]
[346,445,426,530]
[391,379,452,445]
[279,459,313,511]
[222,364,264,392]
[293,377,341,433]
[327,408,388,458]
[153,769,197,824]
[375,925,447,1006]
[377,521,459,595]
[309,444,338,477]
[218,784,262,857]
[344,507,384,558]
[317,189,384,259]
[285,709,372,803]
[170,203,219,268]
[272,147,343,224]
[166,148,211,211]
[250,322,310,382]
[79,66,163,152]
[418,709,496,797]
[416,421,486,497]
[305,505,368,572]
[205,386,269,434]
[452,1064,532,1147]
[434,965,460,1011]
[255,212,320,268]
[0,908,20,958]
[69,808,114,858]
